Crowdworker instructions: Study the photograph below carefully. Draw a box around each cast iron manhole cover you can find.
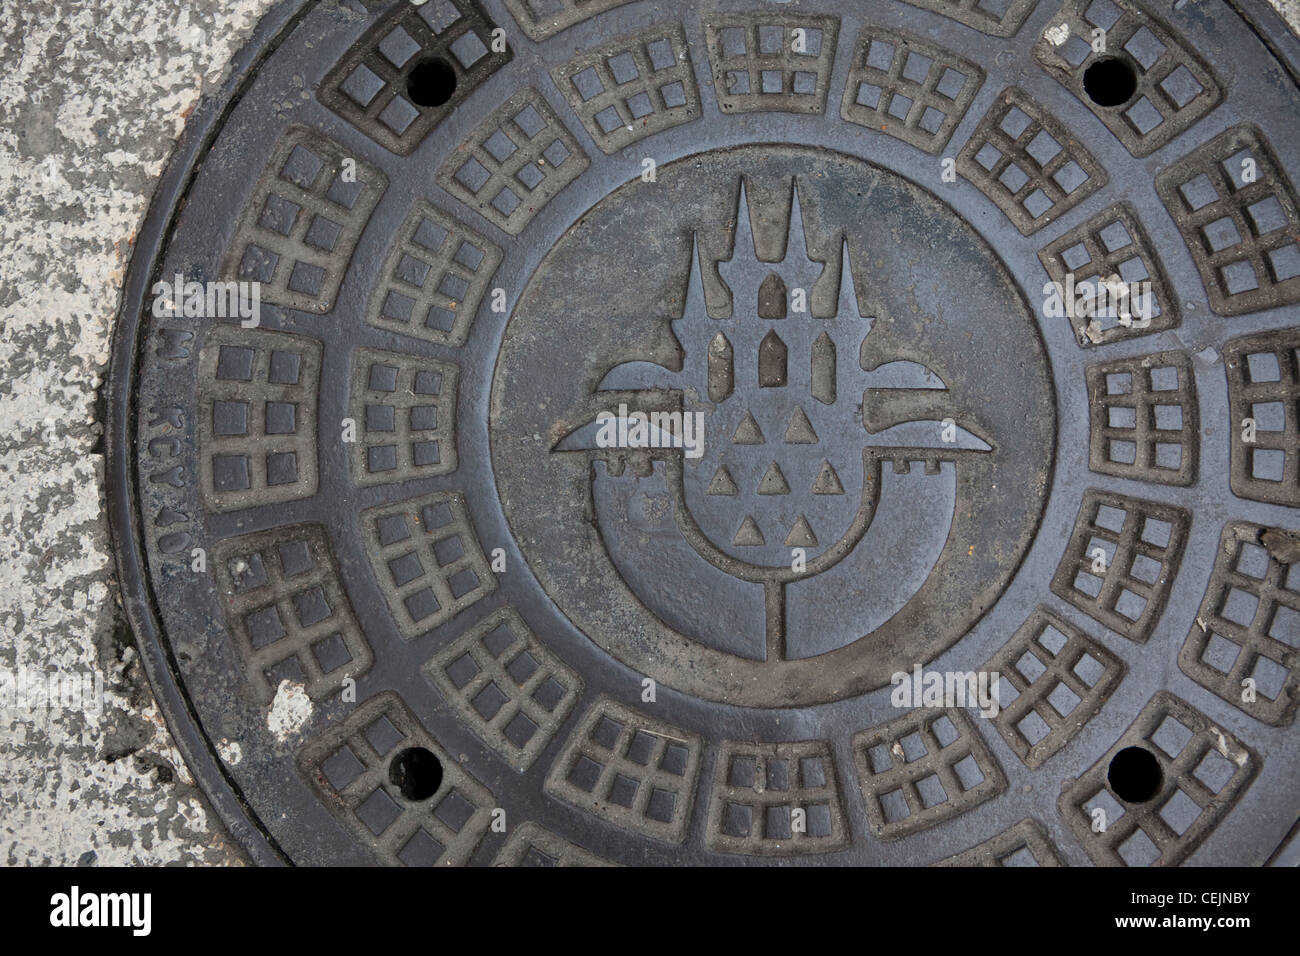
[108,0,1300,865]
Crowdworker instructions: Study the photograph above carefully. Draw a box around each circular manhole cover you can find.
[108,0,1300,866]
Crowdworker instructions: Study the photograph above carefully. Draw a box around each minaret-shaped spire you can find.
[680,230,708,320]
[732,178,759,265]
[786,180,813,265]
[667,230,710,379]
[837,233,863,321]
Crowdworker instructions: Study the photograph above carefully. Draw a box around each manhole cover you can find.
[107,0,1300,866]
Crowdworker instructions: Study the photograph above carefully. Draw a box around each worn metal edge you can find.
[105,0,316,868]
[1228,0,1300,88]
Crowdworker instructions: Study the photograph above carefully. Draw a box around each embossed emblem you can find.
[494,146,1055,705]
[560,180,993,659]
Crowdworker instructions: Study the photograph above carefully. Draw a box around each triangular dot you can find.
[785,516,818,548]
[784,406,818,444]
[812,460,844,495]
[707,465,739,496]
[733,516,765,547]
[758,461,790,495]
[733,410,765,445]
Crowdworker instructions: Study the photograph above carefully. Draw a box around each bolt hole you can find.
[407,57,458,108]
[1107,745,1162,802]
[1082,56,1138,108]
[389,746,443,801]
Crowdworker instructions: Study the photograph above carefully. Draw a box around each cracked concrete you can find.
[1,0,1297,866]
[0,0,276,866]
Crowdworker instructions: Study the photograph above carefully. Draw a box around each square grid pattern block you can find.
[841,25,984,155]
[320,0,511,156]
[1179,522,1300,726]
[983,606,1126,769]
[1037,203,1179,346]
[222,125,386,313]
[956,87,1107,235]
[704,13,840,115]
[493,822,614,866]
[426,607,583,770]
[1155,124,1300,315]
[349,348,458,486]
[213,523,373,703]
[851,707,1007,840]
[1223,327,1300,506]
[299,692,495,866]
[197,325,321,513]
[705,739,850,856]
[1051,489,1190,643]
[544,696,703,844]
[1033,0,1222,157]
[935,818,1062,866]
[366,201,502,347]
[1085,350,1199,486]
[551,23,700,155]
[361,491,496,640]
[436,87,590,236]
[1059,692,1259,866]
[897,0,1038,38]
[503,0,634,41]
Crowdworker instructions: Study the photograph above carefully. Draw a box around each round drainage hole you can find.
[407,57,458,108]
[1082,57,1138,107]
[389,746,443,801]
[1108,746,1162,802]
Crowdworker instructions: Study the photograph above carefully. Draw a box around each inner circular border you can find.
[490,142,1057,707]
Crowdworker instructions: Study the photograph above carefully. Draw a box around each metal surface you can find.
[108,0,1300,865]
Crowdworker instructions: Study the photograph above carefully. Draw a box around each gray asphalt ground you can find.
[0,0,1296,866]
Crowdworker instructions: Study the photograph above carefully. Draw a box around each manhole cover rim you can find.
[105,0,1300,866]
[105,0,311,867]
